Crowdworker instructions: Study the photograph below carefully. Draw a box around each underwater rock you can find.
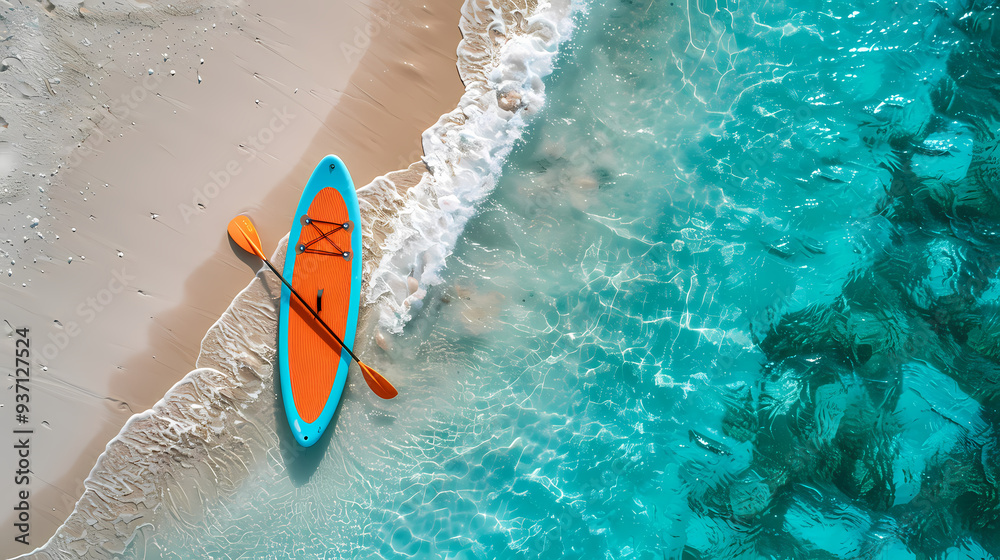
[905,238,964,310]
[782,484,917,559]
[783,484,872,558]
[900,361,987,439]
[685,515,756,559]
[941,537,997,560]
[890,361,990,507]
[869,91,933,140]
[810,383,849,447]
[911,120,975,185]
[729,472,771,517]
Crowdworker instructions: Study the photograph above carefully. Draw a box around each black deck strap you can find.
[317,289,324,313]
[303,219,346,253]
[299,215,352,258]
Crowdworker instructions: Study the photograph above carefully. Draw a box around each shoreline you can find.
[0,0,464,554]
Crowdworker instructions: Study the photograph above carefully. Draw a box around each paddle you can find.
[227,214,398,399]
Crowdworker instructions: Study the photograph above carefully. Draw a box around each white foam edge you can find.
[362,0,586,334]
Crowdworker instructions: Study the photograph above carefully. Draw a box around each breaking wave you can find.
[358,0,579,334]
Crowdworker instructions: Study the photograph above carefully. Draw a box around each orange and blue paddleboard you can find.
[278,155,362,447]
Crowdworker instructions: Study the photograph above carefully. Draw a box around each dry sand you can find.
[0,0,463,553]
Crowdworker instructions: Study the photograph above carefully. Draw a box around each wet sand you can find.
[0,0,463,553]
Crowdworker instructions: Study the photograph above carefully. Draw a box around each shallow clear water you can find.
[138,0,1000,558]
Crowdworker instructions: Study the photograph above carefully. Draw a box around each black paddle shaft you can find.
[260,258,362,365]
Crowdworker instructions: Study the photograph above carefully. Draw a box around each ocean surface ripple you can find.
[358,0,1000,557]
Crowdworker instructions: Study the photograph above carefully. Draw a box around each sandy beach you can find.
[0,0,463,553]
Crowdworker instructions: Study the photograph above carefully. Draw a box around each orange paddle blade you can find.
[228,215,267,260]
[359,362,398,399]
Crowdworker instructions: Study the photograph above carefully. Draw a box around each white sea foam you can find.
[359,0,580,333]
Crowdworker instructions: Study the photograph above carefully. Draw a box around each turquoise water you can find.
[140,0,1000,558]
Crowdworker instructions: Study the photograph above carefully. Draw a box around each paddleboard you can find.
[278,155,362,447]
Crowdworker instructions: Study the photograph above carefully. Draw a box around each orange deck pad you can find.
[287,188,353,423]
